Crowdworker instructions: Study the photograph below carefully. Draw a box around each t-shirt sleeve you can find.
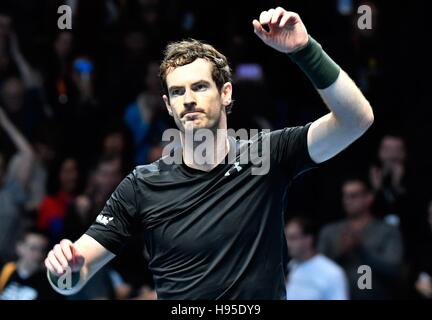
[269,122,318,177]
[85,169,139,255]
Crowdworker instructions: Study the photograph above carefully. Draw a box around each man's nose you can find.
[183,89,196,108]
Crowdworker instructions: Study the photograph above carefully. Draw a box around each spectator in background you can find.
[318,177,403,299]
[37,157,79,242]
[5,128,56,213]
[413,199,432,299]
[0,229,62,300]
[103,28,151,121]
[0,11,13,79]
[368,134,418,262]
[62,155,132,300]
[124,61,170,165]
[97,129,132,173]
[284,216,348,300]
[102,130,125,159]
[0,18,47,139]
[44,31,76,110]
[369,134,408,222]
[0,107,33,262]
[62,155,123,241]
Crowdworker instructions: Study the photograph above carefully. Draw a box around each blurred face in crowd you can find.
[342,180,373,218]
[0,14,11,39]
[124,31,147,57]
[163,58,232,132]
[285,221,313,261]
[1,77,24,113]
[140,2,159,26]
[54,31,74,59]
[59,158,79,193]
[379,135,406,167]
[34,142,56,163]
[16,233,49,271]
[95,158,122,195]
[145,61,161,93]
[103,132,124,156]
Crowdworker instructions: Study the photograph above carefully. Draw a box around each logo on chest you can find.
[224,161,243,177]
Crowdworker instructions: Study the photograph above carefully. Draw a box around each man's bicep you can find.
[270,123,317,176]
[85,170,139,255]
[307,112,366,164]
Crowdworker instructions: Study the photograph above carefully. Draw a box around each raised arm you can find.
[9,32,42,89]
[0,107,34,188]
[253,7,374,164]
[45,235,115,295]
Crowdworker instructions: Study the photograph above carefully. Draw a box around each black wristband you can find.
[288,35,341,89]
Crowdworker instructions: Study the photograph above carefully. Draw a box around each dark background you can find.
[0,0,430,299]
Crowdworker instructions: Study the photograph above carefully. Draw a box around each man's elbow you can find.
[363,105,374,129]
[354,103,374,135]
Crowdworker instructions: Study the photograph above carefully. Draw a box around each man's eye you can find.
[171,90,181,96]
[195,84,207,91]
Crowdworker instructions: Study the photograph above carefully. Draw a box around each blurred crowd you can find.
[0,0,430,300]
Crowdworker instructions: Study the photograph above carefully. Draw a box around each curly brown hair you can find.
[159,38,233,113]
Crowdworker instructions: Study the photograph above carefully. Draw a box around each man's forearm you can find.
[289,35,373,130]
[318,70,374,132]
[288,36,374,163]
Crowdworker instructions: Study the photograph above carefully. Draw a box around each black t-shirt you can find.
[0,262,63,300]
[86,124,317,299]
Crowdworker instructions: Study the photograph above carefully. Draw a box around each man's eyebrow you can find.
[168,80,211,92]
[192,80,211,86]
[168,85,184,92]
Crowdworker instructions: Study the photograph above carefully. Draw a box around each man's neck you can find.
[181,127,230,172]
[296,250,317,263]
[16,261,38,279]
[348,212,374,229]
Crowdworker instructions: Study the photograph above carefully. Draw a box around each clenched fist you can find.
[45,239,85,276]
[252,7,309,53]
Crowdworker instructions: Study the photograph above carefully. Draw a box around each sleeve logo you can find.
[96,214,114,226]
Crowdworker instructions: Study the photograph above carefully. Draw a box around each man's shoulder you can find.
[313,254,345,277]
[320,220,346,234]
[133,156,178,178]
[369,219,401,235]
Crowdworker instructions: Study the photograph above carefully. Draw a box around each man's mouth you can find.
[182,110,205,119]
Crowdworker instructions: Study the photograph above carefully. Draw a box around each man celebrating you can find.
[45,7,373,299]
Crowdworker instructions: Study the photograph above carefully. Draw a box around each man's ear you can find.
[163,95,173,117]
[221,82,232,107]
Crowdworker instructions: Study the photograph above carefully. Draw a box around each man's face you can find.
[59,158,78,193]
[379,136,406,167]
[342,181,372,218]
[17,234,49,269]
[54,31,73,58]
[103,132,124,156]
[1,78,24,113]
[285,222,311,260]
[0,14,11,39]
[95,159,122,195]
[163,58,232,132]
